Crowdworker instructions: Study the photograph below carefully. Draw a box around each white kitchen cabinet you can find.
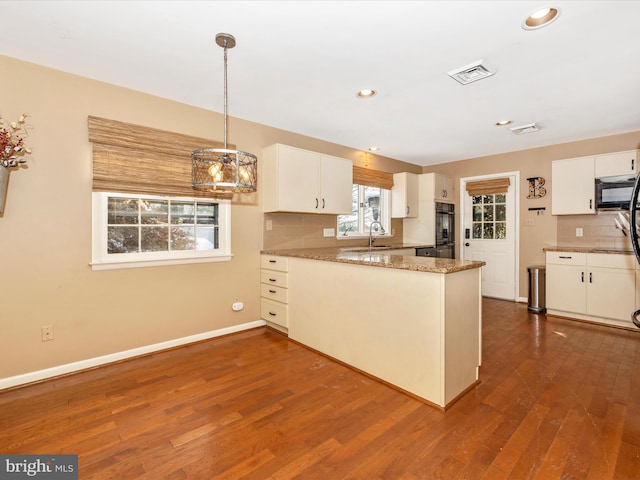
[434,173,453,201]
[595,150,638,177]
[546,251,635,327]
[402,172,453,245]
[551,156,595,215]
[262,144,353,214]
[391,172,419,218]
[260,255,289,331]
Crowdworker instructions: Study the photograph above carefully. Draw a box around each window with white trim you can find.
[91,192,231,270]
[337,184,391,237]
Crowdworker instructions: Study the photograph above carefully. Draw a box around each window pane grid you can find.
[107,195,219,254]
[337,184,389,237]
[471,194,507,240]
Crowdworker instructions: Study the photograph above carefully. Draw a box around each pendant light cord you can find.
[222,41,228,151]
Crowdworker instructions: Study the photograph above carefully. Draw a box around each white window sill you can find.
[90,254,233,271]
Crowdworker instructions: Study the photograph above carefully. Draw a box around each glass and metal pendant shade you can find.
[192,33,257,193]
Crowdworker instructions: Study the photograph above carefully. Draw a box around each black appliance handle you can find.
[629,173,640,328]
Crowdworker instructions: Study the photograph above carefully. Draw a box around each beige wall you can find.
[424,132,640,299]
[0,55,411,380]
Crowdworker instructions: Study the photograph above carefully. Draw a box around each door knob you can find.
[465,242,470,247]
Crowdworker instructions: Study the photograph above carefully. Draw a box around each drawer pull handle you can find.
[581,272,584,283]
[269,260,276,263]
[269,312,277,316]
[269,289,277,294]
[590,272,593,283]
[269,278,276,282]
[559,256,572,259]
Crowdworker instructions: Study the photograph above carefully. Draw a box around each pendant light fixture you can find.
[192,33,257,193]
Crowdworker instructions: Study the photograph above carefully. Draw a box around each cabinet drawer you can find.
[587,253,635,270]
[261,255,289,272]
[260,283,289,303]
[261,298,288,328]
[260,270,288,288]
[546,251,587,266]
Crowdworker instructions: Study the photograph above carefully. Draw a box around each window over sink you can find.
[337,184,391,238]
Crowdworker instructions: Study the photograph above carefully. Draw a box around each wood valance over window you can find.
[88,116,233,199]
[465,177,510,196]
[352,165,394,190]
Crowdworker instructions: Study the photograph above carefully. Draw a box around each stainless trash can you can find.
[527,265,546,313]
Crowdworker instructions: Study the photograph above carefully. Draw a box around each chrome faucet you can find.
[368,220,385,248]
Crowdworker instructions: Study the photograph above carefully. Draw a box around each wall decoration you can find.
[527,177,546,198]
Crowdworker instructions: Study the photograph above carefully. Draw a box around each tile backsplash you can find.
[263,213,404,250]
[557,211,632,250]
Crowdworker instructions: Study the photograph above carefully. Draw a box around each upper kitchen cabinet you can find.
[551,156,595,215]
[391,172,419,218]
[594,150,638,177]
[433,173,453,202]
[262,144,353,214]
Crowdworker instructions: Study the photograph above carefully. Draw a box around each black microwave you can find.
[595,175,636,210]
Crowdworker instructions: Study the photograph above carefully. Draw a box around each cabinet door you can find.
[595,150,637,177]
[319,154,353,214]
[392,172,419,218]
[587,267,635,321]
[265,145,320,213]
[546,264,586,313]
[551,156,595,215]
[434,174,453,202]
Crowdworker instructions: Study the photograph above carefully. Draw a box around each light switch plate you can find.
[323,228,335,237]
[576,227,584,237]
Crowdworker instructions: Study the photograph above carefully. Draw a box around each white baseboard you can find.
[517,296,528,304]
[0,320,266,391]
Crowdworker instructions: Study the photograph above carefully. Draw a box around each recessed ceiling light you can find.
[368,146,380,152]
[356,89,377,98]
[496,120,512,126]
[522,7,560,30]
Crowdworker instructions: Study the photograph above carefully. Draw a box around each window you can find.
[472,193,507,239]
[338,184,391,237]
[92,192,231,270]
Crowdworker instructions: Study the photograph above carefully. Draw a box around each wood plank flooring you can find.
[1,298,640,479]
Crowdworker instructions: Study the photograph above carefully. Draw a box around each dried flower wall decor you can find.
[1,114,32,168]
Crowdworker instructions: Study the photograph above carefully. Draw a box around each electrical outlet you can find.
[576,227,584,237]
[41,325,54,342]
[323,228,335,237]
[265,220,273,231]
[524,219,534,226]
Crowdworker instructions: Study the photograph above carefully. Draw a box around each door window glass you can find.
[472,194,507,239]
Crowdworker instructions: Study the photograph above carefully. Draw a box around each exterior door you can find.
[461,173,518,300]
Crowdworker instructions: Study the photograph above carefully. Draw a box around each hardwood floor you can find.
[1,298,639,479]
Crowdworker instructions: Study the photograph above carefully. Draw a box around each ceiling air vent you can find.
[447,59,496,85]
[509,123,540,135]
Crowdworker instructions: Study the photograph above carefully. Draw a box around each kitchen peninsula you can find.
[260,247,485,409]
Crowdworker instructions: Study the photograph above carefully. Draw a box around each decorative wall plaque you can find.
[527,177,546,198]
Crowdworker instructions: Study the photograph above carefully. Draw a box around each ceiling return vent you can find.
[447,59,496,85]
[509,123,540,135]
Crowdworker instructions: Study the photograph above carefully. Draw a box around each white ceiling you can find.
[3,1,640,167]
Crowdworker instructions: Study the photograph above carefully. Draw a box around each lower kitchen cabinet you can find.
[260,255,289,331]
[546,251,635,327]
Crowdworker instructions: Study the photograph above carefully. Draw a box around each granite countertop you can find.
[261,246,486,274]
[544,246,634,255]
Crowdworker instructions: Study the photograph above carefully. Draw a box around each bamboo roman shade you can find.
[88,116,233,199]
[465,177,510,196]
[352,165,394,190]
